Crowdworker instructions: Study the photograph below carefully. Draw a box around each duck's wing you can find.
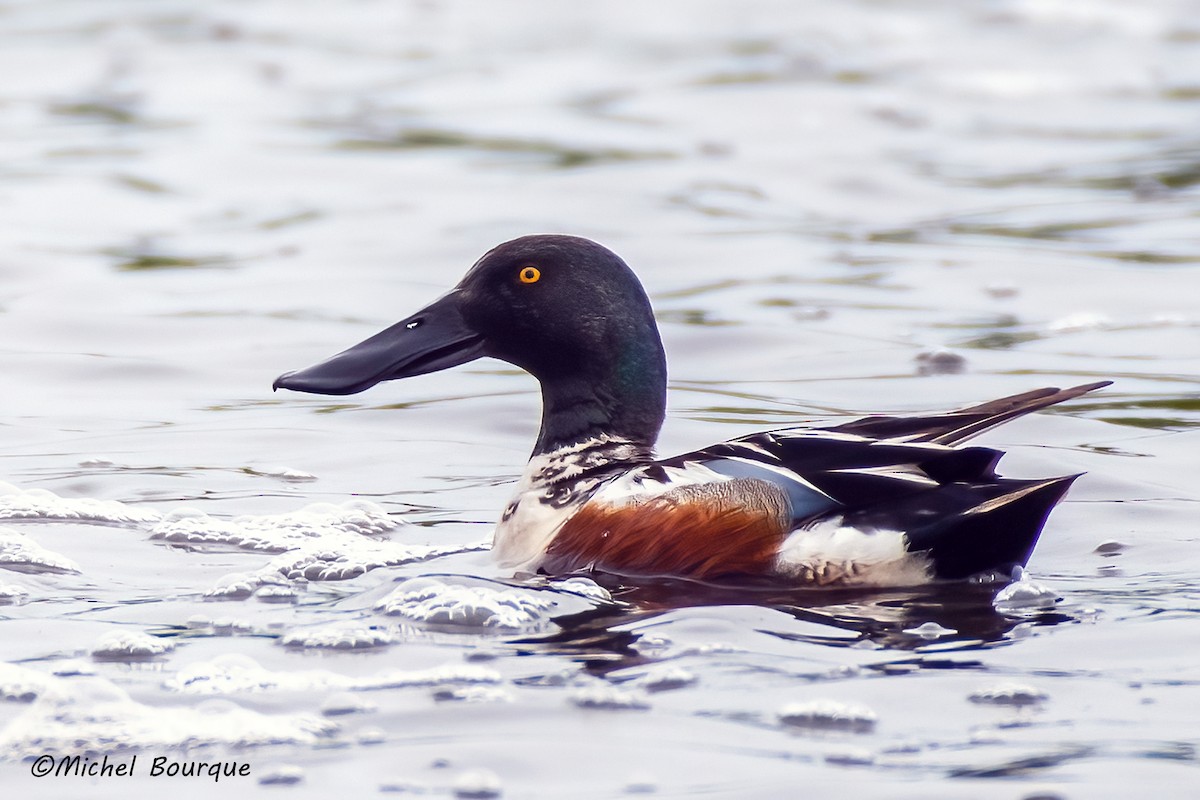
[660,429,1001,518]
[684,380,1110,520]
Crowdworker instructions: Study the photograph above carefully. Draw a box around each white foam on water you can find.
[631,666,698,693]
[151,500,401,552]
[453,768,503,799]
[902,621,958,639]
[0,580,30,604]
[994,568,1061,614]
[547,576,612,602]
[267,536,463,582]
[204,572,266,600]
[165,654,502,695]
[675,642,740,657]
[186,615,257,635]
[568,683,651,711]
[203,538,473,597]
[1,488,464,590]
[0,662,69,703]
[360,663,505,691]
[778,699,878,733]
[91,630,175,661]
[255,466,318,482]
[280,622,395,650]
[968,682,1048,707]
[0,673,336,759]
[0,525,81,574]
[0,483,161,526]
[255,583,300,602]
[375,578,558,631]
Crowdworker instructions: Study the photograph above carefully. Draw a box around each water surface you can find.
[2,1,1198,797]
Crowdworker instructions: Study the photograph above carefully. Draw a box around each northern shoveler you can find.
[275,235,1109,587]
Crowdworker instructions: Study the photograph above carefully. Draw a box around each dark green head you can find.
[275,234,668,455]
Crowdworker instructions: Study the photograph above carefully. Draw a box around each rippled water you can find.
[2,0,1199,797]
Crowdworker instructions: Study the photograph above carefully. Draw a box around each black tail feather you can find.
[827,381,1111,446]
[930,382,1112,445]
[904,475,1080,580]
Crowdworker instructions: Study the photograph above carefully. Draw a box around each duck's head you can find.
[274,234,668,454]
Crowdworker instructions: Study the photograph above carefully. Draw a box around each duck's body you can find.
[495,385,1098,585]
[275,235,1108,587]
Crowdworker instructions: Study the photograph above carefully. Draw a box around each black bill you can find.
[273,291,485,396]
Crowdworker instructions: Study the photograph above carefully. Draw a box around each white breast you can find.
[491,435,648,571]
[492,487,575,571]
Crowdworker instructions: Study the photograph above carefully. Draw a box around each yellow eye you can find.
[518,266,541,284]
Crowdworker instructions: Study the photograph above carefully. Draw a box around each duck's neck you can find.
[531,340,667,460]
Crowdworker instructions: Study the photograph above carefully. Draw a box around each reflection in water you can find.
[516,574,1073,673]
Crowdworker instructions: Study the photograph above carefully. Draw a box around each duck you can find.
[274,234,1109,587]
